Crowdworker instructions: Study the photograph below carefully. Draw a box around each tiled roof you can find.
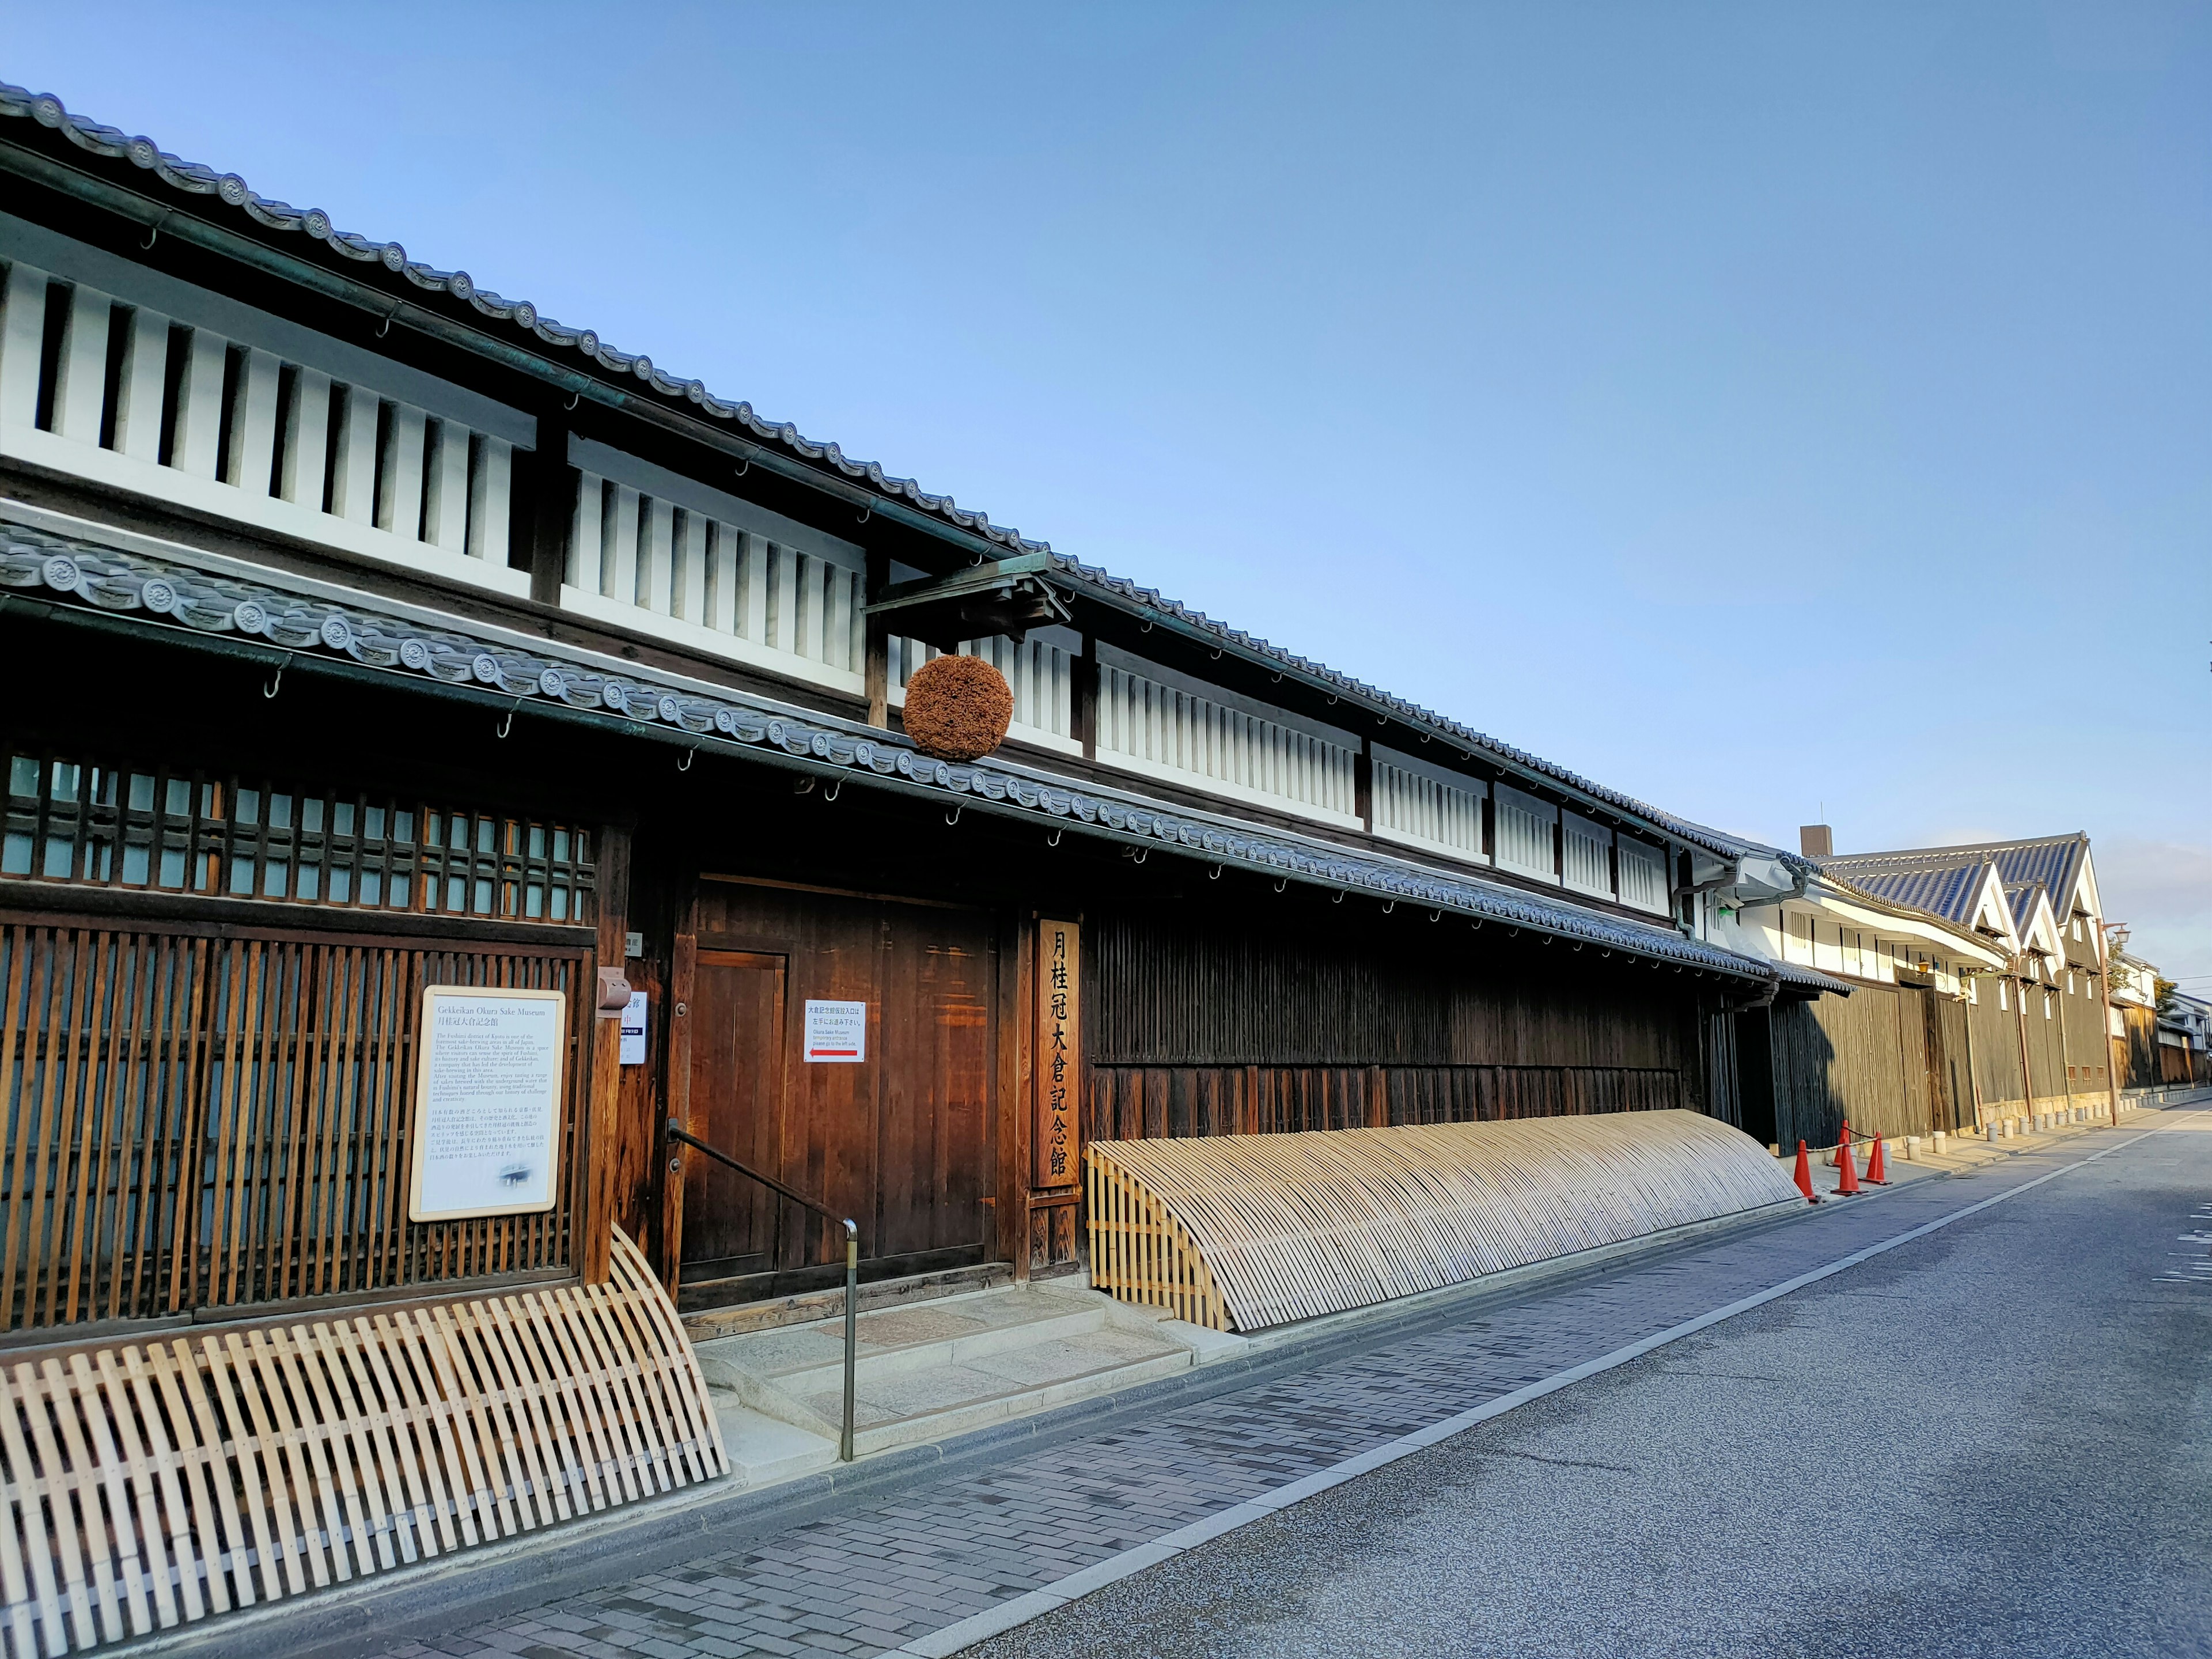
[1,513,1818,990]
[0,84,1790,872]
[1823,835,2089,919]
[1832,863,1993,929]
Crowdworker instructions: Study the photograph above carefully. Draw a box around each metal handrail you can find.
[667,1119,860,1462]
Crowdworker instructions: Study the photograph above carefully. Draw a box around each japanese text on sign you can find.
[1033,921,1081,1187]
[804,999,868,1063]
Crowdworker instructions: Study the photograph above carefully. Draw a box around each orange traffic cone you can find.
[1864,1134,1888,1185]
[1834,1122,1862,1195]
[1793,1140,1821,1203]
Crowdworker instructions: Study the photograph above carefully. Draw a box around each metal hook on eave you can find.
[856,504,872,526]
[1274,877,1289,893]
[1046,828,1063,847]
[1332,890,1344,904]
[734,455,751,478]
[139,210,169,252]
[822,778,842,802]
[1381,900,1395,915]
[495,700,517,740]
[262,657,289,699]
[1209,865,1222,880]
[374,306,400,340]
[1428,910,1442,922]
[1124,846,1147,865]
[677,747,695,772]
[945,804,963,826]
[565,391,582,412]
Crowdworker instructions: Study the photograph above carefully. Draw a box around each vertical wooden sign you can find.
[1035,919,1081,1187]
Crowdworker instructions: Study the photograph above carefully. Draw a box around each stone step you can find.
[730,1298,1113,1392]
[691,1281,1200,1465]
[680,1259,1016,1338]
[819,1330,1195,1457]
[707,1394,839,1487]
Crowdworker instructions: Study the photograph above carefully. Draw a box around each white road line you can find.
[896,1118,2180,1658]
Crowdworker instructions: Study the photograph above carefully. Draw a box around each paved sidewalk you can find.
[356,1126,2153,1659]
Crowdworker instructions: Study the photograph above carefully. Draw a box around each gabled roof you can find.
[1833,863,1989,929]
[1823,834,2092,922]
[2004,883,2065,959]
[0,84,1796,872]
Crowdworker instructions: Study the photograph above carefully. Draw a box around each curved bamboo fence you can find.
[0,1229,724,1656]
[1086,1111,1801,1332]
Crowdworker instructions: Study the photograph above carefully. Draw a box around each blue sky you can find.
[9,5,2209,977]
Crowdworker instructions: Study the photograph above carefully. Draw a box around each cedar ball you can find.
[903,653,1014,762]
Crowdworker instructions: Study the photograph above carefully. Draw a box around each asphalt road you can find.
[967,1110,2212,1659]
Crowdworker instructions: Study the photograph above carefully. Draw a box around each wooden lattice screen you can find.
[0,1230,725,1656]
[0,911,592,1334]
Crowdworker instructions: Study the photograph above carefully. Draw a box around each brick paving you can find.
[373,1142,2098,1659]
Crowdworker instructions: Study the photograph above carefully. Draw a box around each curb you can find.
[113,1120,2161,1659]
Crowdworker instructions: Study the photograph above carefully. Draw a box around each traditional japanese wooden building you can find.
[1728,831,2120,1147]
[0,85,1853,1643]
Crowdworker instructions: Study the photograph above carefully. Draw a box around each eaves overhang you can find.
[0,85,1787,877]
[1769,961,1855,1000]
[1,504,1790,990]
[0,90,1032,574]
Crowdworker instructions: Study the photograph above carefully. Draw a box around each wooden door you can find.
[877,922,994,1259]
[671,878,998,1294]
[678,950,787,1279]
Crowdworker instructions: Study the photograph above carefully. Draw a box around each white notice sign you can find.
[620,990,649,1065]
[804,999,868,1063]
[409,986,566,1221]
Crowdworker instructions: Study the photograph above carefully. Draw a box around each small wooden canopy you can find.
[1088,1111,1801,1332]
[865,553,1073,649]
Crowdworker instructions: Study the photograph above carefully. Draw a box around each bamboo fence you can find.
[0,1228,725,1656]
[1086,1110,1801,1332]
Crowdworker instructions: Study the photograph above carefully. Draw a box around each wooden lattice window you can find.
[1,750,594,924]
[0,914,592,1332]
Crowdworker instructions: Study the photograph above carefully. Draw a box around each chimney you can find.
[1799,824,1833,858]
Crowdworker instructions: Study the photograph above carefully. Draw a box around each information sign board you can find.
[408,986,566,1222]
[804,999,868,1063]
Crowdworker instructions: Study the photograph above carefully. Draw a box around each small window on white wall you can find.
[1562,812,1612,899]
[1493,785,1559,884]
[1616,838,1668,914]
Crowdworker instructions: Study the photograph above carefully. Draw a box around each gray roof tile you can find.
[0,84,1797,872]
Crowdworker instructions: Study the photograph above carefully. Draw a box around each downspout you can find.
[2056,978,2074,1120]
[2014,960,2037,1130]
[2097,931,2121,1127]
[1961,974,1983,1131]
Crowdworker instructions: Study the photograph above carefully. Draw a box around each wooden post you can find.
[660,924,698,1291]
[2055,975,2074,1119]
[525,412,575,609]
[1355,739,1374,833]
[582,824,631,1286]
[1074,637,1099,762]
[864,550,890,729]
